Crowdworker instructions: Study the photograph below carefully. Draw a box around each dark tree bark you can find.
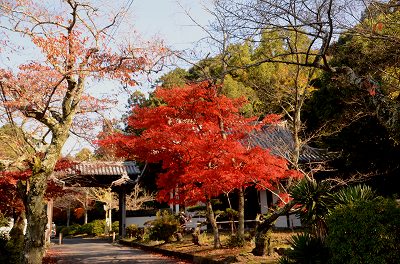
[206,200,221,248]
[23,171,50,264]
[252,200,296,256]
[238,187,245,238]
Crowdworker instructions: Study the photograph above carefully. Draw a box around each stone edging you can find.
[119,239,227,264]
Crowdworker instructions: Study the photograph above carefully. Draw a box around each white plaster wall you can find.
[274,214,301,228]
[126,215,207,230]
[126,216,157,227]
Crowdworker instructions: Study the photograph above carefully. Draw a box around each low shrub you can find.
[126,224,139,239]
[5,226,24,264]
[91,220,105,236]
[278,233,329,264]
[60,224,80,236]
[148,210,180,242]
[326,197,400,264]
[112,221,119,233]
[226,234,245,248]
[78,223,93,235]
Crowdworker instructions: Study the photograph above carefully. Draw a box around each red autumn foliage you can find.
[73,207,85,219]
[0,158,76,214]
[99,82,299,205]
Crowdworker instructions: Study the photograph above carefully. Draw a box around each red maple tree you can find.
[99,82,300,247]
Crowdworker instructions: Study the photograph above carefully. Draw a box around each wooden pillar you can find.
[119,189,126,237]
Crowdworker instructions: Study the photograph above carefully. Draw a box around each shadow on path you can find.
[48,238,189,263]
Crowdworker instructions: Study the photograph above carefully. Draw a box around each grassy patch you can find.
[122,230,299,263]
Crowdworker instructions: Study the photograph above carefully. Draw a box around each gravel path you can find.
[48,238,190,264]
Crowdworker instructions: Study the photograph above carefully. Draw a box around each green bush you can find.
[78,223,94,235]
[5,226,24,264]
[226,234,245,248]
[278,233,329,264]
[112,221,119,233]
[326,197,400,264]
[91,220,105,236]
[148,210,180,242]
[126,224,139,239]
[60,224,81,236]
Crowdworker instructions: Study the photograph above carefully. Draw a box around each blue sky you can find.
[63,0,213,155]
[131,0,211,50]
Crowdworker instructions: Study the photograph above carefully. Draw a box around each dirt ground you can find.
[125,230,299,264]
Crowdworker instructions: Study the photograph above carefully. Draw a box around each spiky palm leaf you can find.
[290,179,332,226]
[330,184,376,208]
[279,233,329,264]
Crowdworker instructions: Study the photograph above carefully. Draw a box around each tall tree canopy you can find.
[0,1,163,262]
[99,82,299,247]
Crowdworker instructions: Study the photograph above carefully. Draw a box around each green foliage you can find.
[226,234,245,248]
[290,179,332,227]
[158,68,189,88]
[331,184,376,207]
[148,210,180,242]
[74,148,93,161]
[0,123,35,160]
[112,221,119,233]
[186,204,206,212]
[0,214,8,226]
[222,208,238,219]
[60,224,81,236]
[4,226,25,264]
[59,221,113,236]
[278,233,329,264]
[326,197,400,264]
[91,220,105,236]
[126,224,139,239]
[78,223,93,235]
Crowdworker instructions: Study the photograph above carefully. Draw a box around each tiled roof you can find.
[72,161,140,176]
[243,123,334,163]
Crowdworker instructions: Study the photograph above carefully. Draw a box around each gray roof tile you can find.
[243,124,334,163]
[72,161,140,176]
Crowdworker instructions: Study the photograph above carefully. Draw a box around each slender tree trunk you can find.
[108,208,112,232]
[206,200,221,249]
[66,203,71,227]
[105,208,109,235]
[84,191,88,224]
[84,209,88,224]
[238,187,245,238]
[225,193,235,235]
[23,171,49,264]
[252,201,296,256]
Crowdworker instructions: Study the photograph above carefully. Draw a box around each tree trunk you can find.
[23,171,49,264]
[84,191,88,224]
[251,201,296,256]
[108,208,112,233]
[206,200,221,249]
[105,208,110,235]
[238,187,245,238]
[66,203,71,227]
